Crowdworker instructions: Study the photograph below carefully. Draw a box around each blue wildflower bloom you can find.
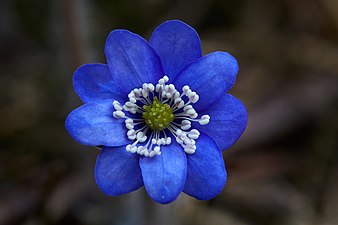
[65,20,247,204]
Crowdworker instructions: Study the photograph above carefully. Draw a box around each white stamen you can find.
[113,100,123,111]
[147,83,155,92]
[188,129,200,139]
[113,111,125,118]
[112,75,210,157]
[180,120,191,130]
[199,115,210,125]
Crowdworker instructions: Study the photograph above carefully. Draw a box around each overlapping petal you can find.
[184,133,227,200]
[149,20,202,79]
[194,94,247,151]
[65,100,130,147]
[139,141,187,204]
[105,29,164,95]
[173,51,238,111]
[95,146,143,195]
[73,63,126,103]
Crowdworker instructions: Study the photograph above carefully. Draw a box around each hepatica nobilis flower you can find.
[65,20,247,204]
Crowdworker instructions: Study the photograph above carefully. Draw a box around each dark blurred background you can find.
[1,0,338,224]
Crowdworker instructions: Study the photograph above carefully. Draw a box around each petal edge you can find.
[73,63,126,103]
[149,20,202,79]
[173,51,239,111]
[184,133,227,200]
[195,94,247,151]
[95,146,143,195]
[65,100,130,147]
[105,29,164,95]
[139,141,187,204]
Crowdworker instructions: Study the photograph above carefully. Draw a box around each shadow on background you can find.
[0,0,337,225]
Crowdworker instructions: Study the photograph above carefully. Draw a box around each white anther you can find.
[149,151,156,157]
[137,146,143,154]
[186,89,193,97]
[165,93,172,98]
[125,118,133,124]
[163,76,169,82]
[128,92,135,98]
[188,129,200,139]
[184,146,196,154]
[183,105,193,112]
[140,136,147,143]
[144,150,149,157]
[174,97,182,104]
[125,102,135,107]
[199,115,210,125]
[160,138,166,145]
[128,135,136,140]
[133,88,141,97]
[184,138,193,145]
[176,137,184,144]
[113,111,125,118]
[129,97,136,103]
[168,84,175,91]
[152,138,157,145]
[155,84,161,92]
[177,101,185,108]
[191,113,198,118]
[136,132,144,140]
[187,91,196,98]
[166,137,171,145]
[127,129,135,135]
[125,123,134,130]
[186,108,196,115]
[142,83,148,90]
[202,115,210,120]
[173,92,180,99]
[190,94,199,103]
[113,101,123,111]
[159,78,165,85]
[154,146,161,154]
[142,89,148,98]
[126,144,137,153]
[180,120,191,130]
[182,85,190,92]
[130,145,137,153]
[139,149,145,156]
[156,139,162,145]
[148,83,155,92]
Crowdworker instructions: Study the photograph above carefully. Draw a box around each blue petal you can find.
[194,94,247,151]
[95,146,143,195]
[73,64,126,103]
[149,20,202,79]
[105,29,164,95]
[184,133,227,200]
[65,100,130,146]
[139,142,187,204]
[173,51,238,111]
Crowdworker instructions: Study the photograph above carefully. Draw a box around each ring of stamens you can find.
[113,76,210,158]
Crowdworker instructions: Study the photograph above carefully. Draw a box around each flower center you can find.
[112,76,210,158]
[142,97,174,130]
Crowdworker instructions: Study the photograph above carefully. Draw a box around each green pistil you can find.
[142,97,174,130]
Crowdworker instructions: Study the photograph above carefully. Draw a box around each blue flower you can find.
[65,20,247,204]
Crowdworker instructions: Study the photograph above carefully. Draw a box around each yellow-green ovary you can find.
[142,97,174,130]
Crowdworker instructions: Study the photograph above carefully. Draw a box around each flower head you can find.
[65,20,247,204]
